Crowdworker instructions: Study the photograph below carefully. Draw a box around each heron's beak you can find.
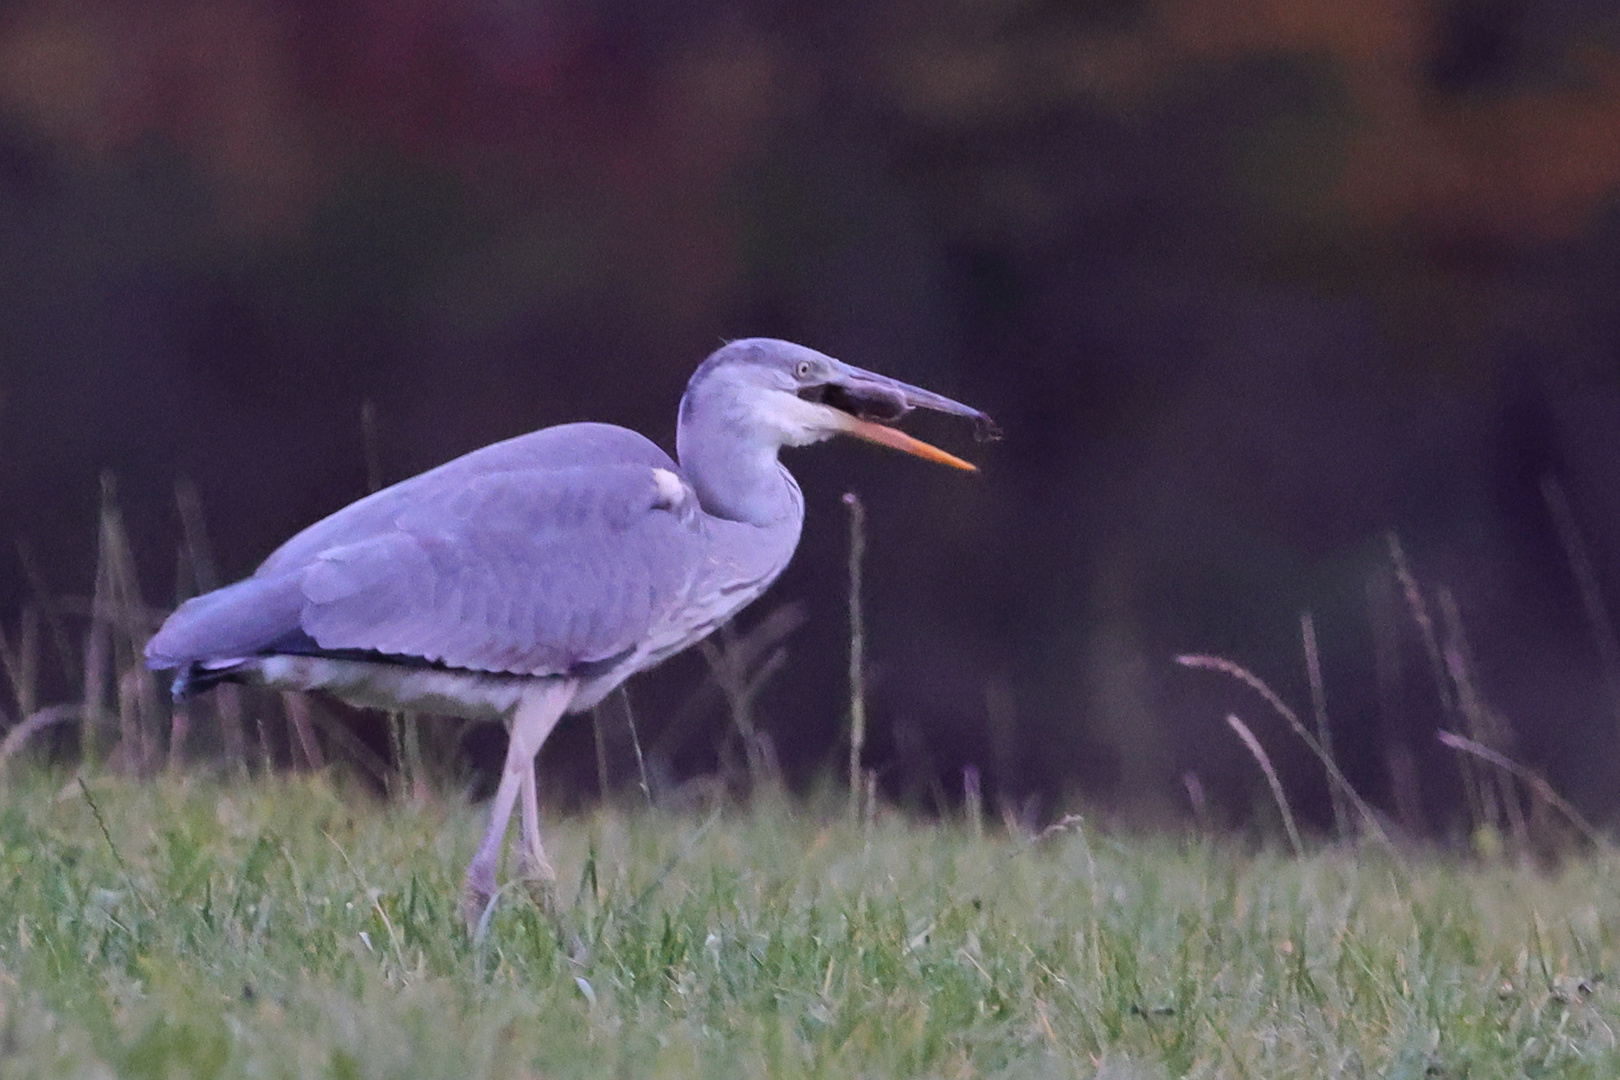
[830,411,980,470]
[805,363,1000,471]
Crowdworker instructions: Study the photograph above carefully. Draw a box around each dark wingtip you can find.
[168,663,241,701]
[972,413,1003,443]
[169,665,198,702]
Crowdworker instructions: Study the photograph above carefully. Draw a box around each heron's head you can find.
[680,338,998,470]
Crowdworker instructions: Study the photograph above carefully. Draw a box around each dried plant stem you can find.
[306,702,392,785]
[1226,713,1303,857]
[1436,730,1606,850]
[649,603,804,763]
[1541,475,1620,732]
[82,556,112,766]
[1388,533,1453,713]
[617,687,653,809]
[77,776,154,916]
[386,711,409,799]
[1300,611,1348,842]
[843,492,867,814]
[17,541,78,687]
[281,693,325,772]
[0,704,78,771]
[1387,533,1495,835]
[20,606,38,720]
[0,609,39,720]
[174,478,220,594]
[215,684,253,778]
[861,768,879,832]
[87,473,163,774]
[985,680,1018,817]
[701,629,786,790]
[963,765,984,841]
[174,480,249,776]
[1176,653,1391,850]
[592,702,612,800]
[1438,589,1527,850]
[401,712,426,798]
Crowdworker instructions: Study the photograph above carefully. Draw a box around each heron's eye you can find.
[795,360,814,380]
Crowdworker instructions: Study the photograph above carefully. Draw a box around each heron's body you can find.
[151,423,799,717]
[146,338,992,922]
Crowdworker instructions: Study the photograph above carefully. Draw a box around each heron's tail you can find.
[169,661,249,701]
[146,573,304,687]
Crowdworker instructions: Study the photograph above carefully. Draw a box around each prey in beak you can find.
[798,363,1000,471]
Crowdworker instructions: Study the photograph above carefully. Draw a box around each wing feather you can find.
[144,422,702,681]
[296,464,701,676]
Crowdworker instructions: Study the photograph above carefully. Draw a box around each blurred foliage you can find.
[3,0,1620,826]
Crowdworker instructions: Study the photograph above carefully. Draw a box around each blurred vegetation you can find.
[3,0,1620,830]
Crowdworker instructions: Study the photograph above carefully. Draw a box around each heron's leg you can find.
[462,681,573,927]
[517,764,554,883]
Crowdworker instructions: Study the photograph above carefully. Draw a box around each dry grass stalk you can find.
[985,679,1018,819]
[1439,589,1528,852]
[0,704,78,771]
[592,702,613,800]
[1387,533,1453,713]
[85,474,164,774]
[650,602,805,765]
[297,698,390,785]
[700,613,795,791]
[594,687,652,808]
[174,479,220,594]
[17,541,78,688]
[861,767,879,832]
[963,765,984,840]
[844,491,867,816]
[1367,567,1428,835]
[619,688,652,808]
[587,688,645,805]
[385,712,409,798]
[1182,771,1211,834]
[215,684,253,778]
[0,606,41,720]
[115,667,163,776]
[1389,537,1487,829]
[1225,713,1303,857]
[81,558,112,766]
[1540,475,1620,734]
[401,712,427,799]
[1436,730,1607,850]
[21,607,39,720]
[1300,611,1348,841]
[174,478,251,777]
[1175,652,1391,850]
[281,693,325,772]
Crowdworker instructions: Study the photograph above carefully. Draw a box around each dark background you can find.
[4,0,1620,836]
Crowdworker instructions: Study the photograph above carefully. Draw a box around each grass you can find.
[2,773,1620,1078]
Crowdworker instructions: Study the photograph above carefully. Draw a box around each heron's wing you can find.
[257,423,675,577]
[294,463,702,676]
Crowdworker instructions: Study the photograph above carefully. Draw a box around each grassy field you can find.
[1,772,1618,1078]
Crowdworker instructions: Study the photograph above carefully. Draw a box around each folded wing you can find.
[147,425,704,681]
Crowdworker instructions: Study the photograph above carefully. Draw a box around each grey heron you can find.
[145,338,995,921]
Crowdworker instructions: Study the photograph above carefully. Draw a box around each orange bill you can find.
[833,411,978,471]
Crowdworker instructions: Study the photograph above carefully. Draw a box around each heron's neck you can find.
[677,391,803,526]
